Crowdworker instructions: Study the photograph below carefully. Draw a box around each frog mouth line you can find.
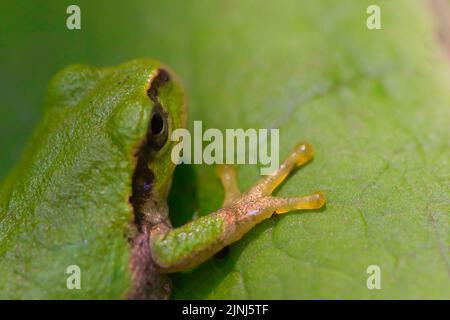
[130,68,170,230]
[130,144,155,229]
[127,68,173,300]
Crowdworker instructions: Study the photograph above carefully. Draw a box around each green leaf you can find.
[167,0,450,299]
[1,0,449,299]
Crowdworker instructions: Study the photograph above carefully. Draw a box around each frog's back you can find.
[0,59,174,298]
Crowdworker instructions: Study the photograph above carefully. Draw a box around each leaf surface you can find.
[0,0,449,299]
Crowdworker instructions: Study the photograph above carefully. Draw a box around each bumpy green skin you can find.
[0,59,185,298]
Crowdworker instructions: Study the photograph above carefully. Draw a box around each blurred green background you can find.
[0,0,449,299]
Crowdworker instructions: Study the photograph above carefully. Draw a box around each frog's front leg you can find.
[150,142,326,273]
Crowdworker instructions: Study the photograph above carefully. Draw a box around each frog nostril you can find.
[147,69,170,103]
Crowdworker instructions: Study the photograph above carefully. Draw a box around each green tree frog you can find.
[0,59,325,299]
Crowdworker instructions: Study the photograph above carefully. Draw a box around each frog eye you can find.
[147,103,169,150]
[147,69,171,151]
[151,107,164,135]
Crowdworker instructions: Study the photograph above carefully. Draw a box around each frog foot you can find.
[216,142,325,214]
[216,142,326,235]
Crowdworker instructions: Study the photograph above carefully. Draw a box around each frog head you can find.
[128,62,188,227]
[45,58,187,227]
